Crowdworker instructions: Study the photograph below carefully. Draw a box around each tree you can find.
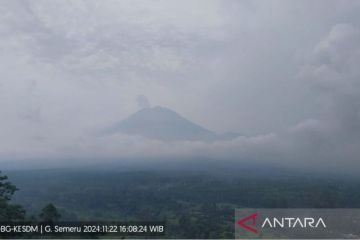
[0,171,26,221]
[39,203,61,223]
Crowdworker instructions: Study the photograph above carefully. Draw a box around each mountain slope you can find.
[105,106,218,141]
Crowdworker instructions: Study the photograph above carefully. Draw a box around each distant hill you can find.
[104,106,220,141]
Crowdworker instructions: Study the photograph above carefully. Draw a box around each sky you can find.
[1,0,360,172]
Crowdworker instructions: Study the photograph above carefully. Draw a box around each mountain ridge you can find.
[104,106,240,141]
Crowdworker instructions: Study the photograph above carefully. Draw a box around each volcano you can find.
[104,106,219,141]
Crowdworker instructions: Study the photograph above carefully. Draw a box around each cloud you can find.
[136,95,151,109]
[304,24,360,94]
[301,23,360,139]
[1,1,360,174]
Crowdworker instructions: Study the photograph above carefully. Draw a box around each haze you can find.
[1,0,360,173]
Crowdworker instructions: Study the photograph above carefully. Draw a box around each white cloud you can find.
[1,1,360,173]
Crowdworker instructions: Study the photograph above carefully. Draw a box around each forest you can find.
[1,167,360,238]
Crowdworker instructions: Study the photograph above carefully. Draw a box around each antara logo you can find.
[261,217,326,228]
[237,213,326,234]
[237,213,259,233]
